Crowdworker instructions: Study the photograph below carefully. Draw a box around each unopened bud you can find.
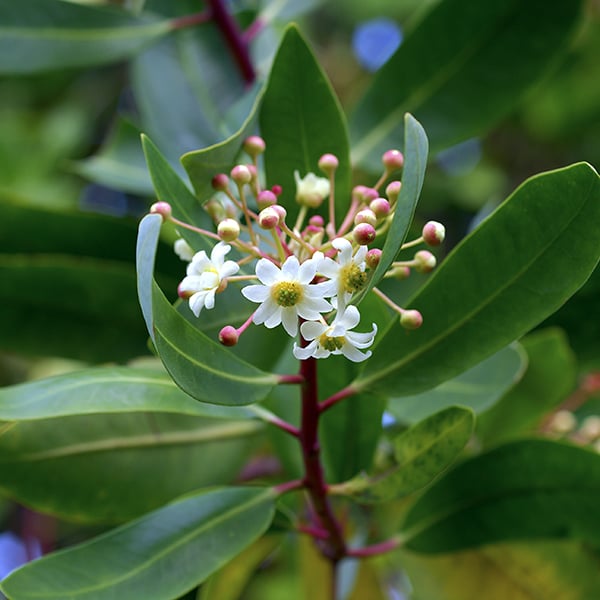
[212,173,229,191]
[230,164,252,185]
[400,309,423,330]
[550,410,577,434]
[414,250,436,273]
[257,190,277,209]
[369,197,391,219]
[259,206,281,229]
[383,149,404,171]
[271,184,283,196]
[391,266,411,280]
[353,223,376,246]
[271,204,287,223]
[150,201,172,220]
[219,325,239,346]
[354,209,377,227]
[243,135,266,157]
[423,221,446,246]
[309,215,324,228]
[217,218,240,241]
[366,248,382,269]
[580,415,600,441]
[318,153,339,175]
[386,181,402,203]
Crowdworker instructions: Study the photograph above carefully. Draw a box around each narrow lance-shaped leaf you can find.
[0,487,276,600]
[350,0,584,169]
[352,162,600,397]
[136,214,278,405]
[0,0,171,74]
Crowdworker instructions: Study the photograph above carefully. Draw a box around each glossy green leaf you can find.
[388,344,526,424]
[0,487,275,599]
[339,406,474,504]
[258,25,351,222]
[0,411,262,522]
[0,0,170,74]
[0,366,256,421]
[401,540,600,600]
[71,118,154,195]
[136,213,278,405]
[401,439,600,552]
[353,163,600,397]
[350,0,584,168]
[478,329,577,445]
[361,113,428,298]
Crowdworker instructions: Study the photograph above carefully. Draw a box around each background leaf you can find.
[353,162,600,397]
[0,487,275,599]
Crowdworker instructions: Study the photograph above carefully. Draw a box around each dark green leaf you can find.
[350,0,584,169]
[0,487,275,599]
[401,439,600,552]
[353,163,600,397]
[258,25,351,223]
[0,0,170,74]
[340,406,474,503]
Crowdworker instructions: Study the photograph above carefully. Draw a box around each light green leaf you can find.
[0,487,275,599]
[258,25,351,223]
[401,439,600,552]
[338,406,474,504]
[350,0,584,169]
[388,344,526,424]
[353,163,600,397]
[0,0,170,74]
[136,214,278,405]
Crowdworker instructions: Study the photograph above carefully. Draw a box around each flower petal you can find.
[281,255,300,278]
[300,320,327,341]
[341,343,371,362]
[255,258,281,285]
[280,307,299,336]
[241,284,270,303]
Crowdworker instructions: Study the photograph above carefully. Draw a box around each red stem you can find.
[170,11,212,30]
[319,385,357,414]
[346,538,400,558]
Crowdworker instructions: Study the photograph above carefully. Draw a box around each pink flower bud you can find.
[352,185,369,202]
[318,153,339,175]
[271,184,283,196]
[230,164,252,185]
[400,309,423,330]
[354,208,378,227]
[386,181,402,203]
[369,197,390,219]
[217,218,240,241]
[309,215,324,227]
[257,190,277,209]
[382,149,404,171]
[366,248,382,269]
[414,250,437,273]
[259,207,281,229]
[362,187,379,203]
[243,135,266,157]
[353,222,376,246]
[211,173,229,191]
[271,204,287,223]
[150,202,172,220]
[392,266,411,280]
[422,221,446,246]
[219,325,239,346]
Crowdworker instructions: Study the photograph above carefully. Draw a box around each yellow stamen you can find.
[271,281,304,307]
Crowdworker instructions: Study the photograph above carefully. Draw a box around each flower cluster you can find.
[150,136,445,363]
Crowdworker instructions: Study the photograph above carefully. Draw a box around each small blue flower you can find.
[352,18,403,72]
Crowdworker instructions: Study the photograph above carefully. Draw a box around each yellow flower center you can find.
[340,263,367,294]
[319,334,345,352]
[271,281,304,307]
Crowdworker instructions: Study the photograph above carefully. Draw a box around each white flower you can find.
[241,255,333,337]
[174,238,194,262]
[314,238,368,308]
[293,305,377,362]
[178,242,239,317]
[294,171,330,208]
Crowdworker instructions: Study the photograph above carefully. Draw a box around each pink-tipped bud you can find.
[257,190,277,209]
[386,181,402,203]
[177,282,193,299]
[422,221,445,246]
[205,198,226,222]
[414,250,437,273]
[217,218,240,242]
[243,135,266,157]
[230,164,252,185]
[366,248,382,269]
[362,187,379,203]
[219,325,239,346]
[353,222,377,246]
[369,197,391,219]
[212,173,229,191]
[271,184,283,196]
[400,309,423,330]
[354,208,378,227]
[309,215,324,228]
[259,206,281,229]
[392,266,411,280]
[246,164,257,181]
[352,185,369,202]
[318,153,339,175]
[150,201,172,220]
[271,204,287,223]
[383,149,404,172]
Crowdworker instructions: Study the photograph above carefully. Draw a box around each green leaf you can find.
[401,540,600,600]
[0,411,262,522]
[0,0,170,74]
[350,0,584,168]
[353,162,600,397]
[478,329,577,445]
[0,487,275,599]
[401,439,600,553]
[388,344,526,424]
[339,406,474,504]
[258,25,351,223]
[136,214,278,405]
[360,113,428,298]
